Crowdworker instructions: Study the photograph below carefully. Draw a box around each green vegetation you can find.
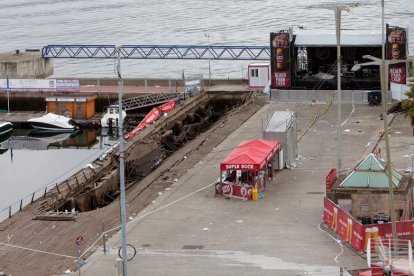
[402,84,414,136]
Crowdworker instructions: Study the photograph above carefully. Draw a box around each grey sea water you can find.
[0,0,413,79]
[0,0,413,215]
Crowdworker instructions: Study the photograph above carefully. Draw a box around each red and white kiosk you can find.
[215,139,280,200]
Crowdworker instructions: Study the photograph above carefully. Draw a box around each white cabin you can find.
[248,63,270,90]
[101,105,127,128]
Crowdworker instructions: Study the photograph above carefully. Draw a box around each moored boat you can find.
[100,105,126,128]
[0,122,13,136]
[28,113,78,132]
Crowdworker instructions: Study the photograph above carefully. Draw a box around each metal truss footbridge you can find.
[42,44,270,60]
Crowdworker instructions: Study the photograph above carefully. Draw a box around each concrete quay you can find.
[80,101,411,276]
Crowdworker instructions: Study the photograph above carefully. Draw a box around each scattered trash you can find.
[152,201,156,204]
[202,228,209,231]
[64,269,71,274]
[174,178,178,182]
[395,131,402,134]
[309,157,315,160]
[296,200,301,203]
[275,208,279,211]
[129,216,133,221]
[158,192,163,196]
[184,156,187,159]
[236,220,243,223]
[165,188,171,191]
[344,129,351,132]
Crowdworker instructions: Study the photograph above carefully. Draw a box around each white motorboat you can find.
[101,105,126,128]
[28,113,78,132]
[0,122,13,136]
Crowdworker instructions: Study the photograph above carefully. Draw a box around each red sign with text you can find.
[215,182,253,200]
[389,65,406,84]
[323,197,414,252]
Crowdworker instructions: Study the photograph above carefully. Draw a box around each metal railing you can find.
[269,89,391,104]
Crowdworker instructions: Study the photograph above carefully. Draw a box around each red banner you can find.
[124,122,146,140]
[124,107,159,140]
[389,66,406,84]
[386,25,407,84]
[323,197,365,252]
[215,182,253,200]
[350,221,365,252]
[143,107,160,124]
[323,197,414,252]
[159,100,176,113]
[326,169,337,193]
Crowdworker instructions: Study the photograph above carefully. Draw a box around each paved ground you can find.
[79,100,411,276]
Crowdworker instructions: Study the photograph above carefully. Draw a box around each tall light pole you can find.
[310,3,359,177]
[334,6,343,177]
[205,33,212,86]
[354,54,411,248]
[380,0,397,243]
[115,45,128,276]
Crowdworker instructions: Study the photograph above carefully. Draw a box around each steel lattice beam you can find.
[42,45,270,60]
[116,92,182,111]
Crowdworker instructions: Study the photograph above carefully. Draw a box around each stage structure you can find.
[270,26,408,91]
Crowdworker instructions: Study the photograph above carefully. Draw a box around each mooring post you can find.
[19,199,23,211]
[44,187,48,198]
[55,183,60,194]
[31,192,35,203]
[9,206,11,218]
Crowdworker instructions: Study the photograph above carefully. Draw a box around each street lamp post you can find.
[334,7,343,177]
[354,55,408,243]
[205,33,212,86]
[350,0,410,244]
[115,45,128,276]
[310,3,359,177]
[381,0,397,243]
